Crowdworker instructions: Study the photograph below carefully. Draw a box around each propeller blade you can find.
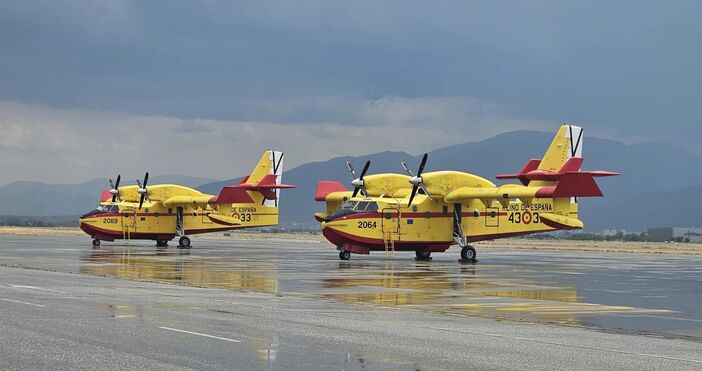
[114,174,121,189]
[401,161,414,177]
[417,153,428,176]
[360,185,368,197]
[407,184,419,207]
[359,160,370,179]
[136,179,142,188]
[109,178,115,190]
[346,162,357,178]
[419,183,433,200]
[142,172,149,188]
[352,186,360,198]
[139,194,145,210]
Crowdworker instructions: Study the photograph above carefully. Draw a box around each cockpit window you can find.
[365,202,379,212]
[99,204,119,212]
[355,201,370,211]
[80,204,119,218]
[342,201,358,210]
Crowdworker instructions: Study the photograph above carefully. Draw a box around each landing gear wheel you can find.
[339,250,351,260]
[156,240,168,248]
[92,239,101,247]
[178,236,191,249]
[461,245,477,262]
[415,251,432,261]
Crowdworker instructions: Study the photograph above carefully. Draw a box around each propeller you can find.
[135,172,151,210]
[347,160,371,197]
[108,175,121,202]
[401,153,432,206]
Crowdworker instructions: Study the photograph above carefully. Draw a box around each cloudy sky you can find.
[0,1,700,185]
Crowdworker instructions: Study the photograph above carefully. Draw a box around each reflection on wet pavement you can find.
[2,235,702,340]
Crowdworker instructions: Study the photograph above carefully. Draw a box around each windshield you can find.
[342,201,358,210]
[80,204,119,218]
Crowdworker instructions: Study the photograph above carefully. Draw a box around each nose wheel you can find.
[92,239,101,248]
[178,236,191,249]
[460,245,477,263]
[338,250,351,260]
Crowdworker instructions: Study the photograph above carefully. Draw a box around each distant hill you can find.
[0,175,218,216]
[200,130,702,231]
[598,184,702,231]
[3,129,701,232]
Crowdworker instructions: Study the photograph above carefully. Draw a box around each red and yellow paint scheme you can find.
[79,150,294,248]
[314,124,618,261]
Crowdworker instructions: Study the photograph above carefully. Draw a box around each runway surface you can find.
[1,234,702,370]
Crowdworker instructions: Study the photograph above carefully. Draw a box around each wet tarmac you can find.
[3,234,702,339]
[2,234,702,369]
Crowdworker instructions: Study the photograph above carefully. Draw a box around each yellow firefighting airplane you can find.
[314,124,618,261]
[79,150,294,248]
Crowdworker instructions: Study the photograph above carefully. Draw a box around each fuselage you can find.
[79,195,279,242]
[319,194,567,255]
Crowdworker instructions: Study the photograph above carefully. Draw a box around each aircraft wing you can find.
[162,195,214,206]
[445,186,542,202]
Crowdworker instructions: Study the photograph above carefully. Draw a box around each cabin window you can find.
[424,211,431,219]
[412,205,418,212]
[155,212,160,217]
[473,210,480,218]
[168,208,173,214]
[140,217,146,221]
[192,212,197,217]
[145,208,149,213]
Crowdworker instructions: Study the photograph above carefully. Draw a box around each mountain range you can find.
[2,130,700,231]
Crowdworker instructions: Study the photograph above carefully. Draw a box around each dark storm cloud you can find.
[0,1,701,150]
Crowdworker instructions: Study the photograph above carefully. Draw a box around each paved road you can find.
[1,235,702,369]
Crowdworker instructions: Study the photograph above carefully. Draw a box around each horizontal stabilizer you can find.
[496,159,541,185]
[211,175,296,204]
[315,181,349,201]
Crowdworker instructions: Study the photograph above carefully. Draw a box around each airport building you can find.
[647,227,702,243]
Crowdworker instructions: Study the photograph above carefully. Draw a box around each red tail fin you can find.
[100,189,112,203]
[315,181,348,201]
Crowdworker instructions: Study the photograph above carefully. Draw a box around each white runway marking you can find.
[9,285,66,294]
[0,297,46,307]
[159,326,241,343]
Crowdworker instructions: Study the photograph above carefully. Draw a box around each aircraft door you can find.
[485,207,500,227]
[121,210,137,235]
[381,208,401,242]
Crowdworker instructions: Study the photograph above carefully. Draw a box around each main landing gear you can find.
[338,250,351,260]
[415,251,432,261]
[175,206,191,249]
[178,236,191,249]
[92,239,101,248]
[156,240,169,248]
[460,245,477,263]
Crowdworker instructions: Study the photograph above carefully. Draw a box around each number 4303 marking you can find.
[508,212,540,224]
